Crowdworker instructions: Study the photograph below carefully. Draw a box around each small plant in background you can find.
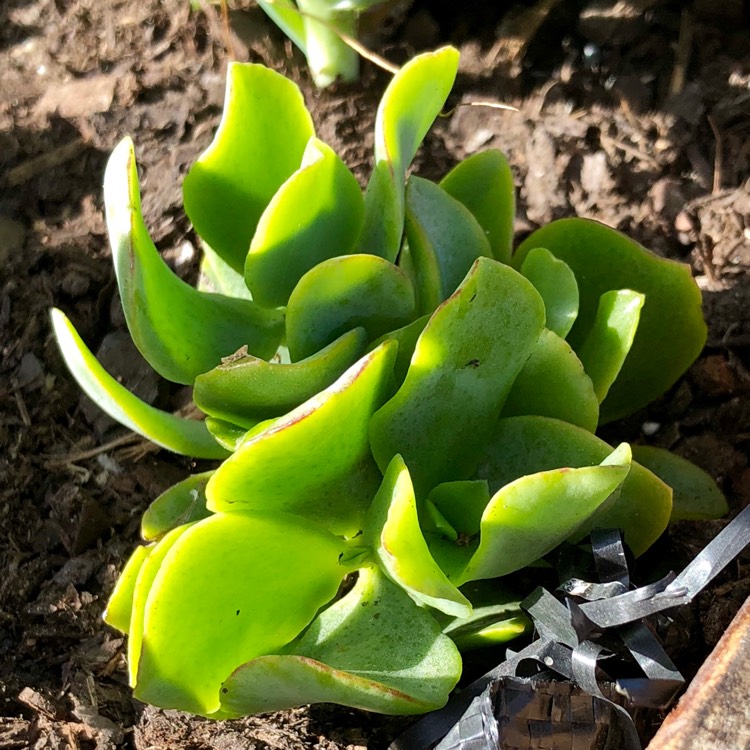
[257,0,395,87]
[51,46,727,719]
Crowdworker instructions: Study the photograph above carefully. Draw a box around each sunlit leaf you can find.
[459,443,632,582]
[440,149,515,264]
[632,445,728,521]
[207,343,397,536]
[103,544,151,634]
[194,328,368,428]
[501,328,599,431]
[245,138,364,308]
[404,176,492,315]
[50,309,228,460]
[257,0,307,52]
[198,241,253,300]
[519,247,579,338]
[364,455,472,617]
[369,314,429,387]
[514,219,707,422]
[141,472,214,541]
[183,62,314,272]
[133,512,348,716]
[285,255,415,361]
[219,566,462,716]
[205,417,254,452]
[370,258,545,495]
[360,47,460,261]
[577,289,644,403]
[474,416,673,556]
[105,138,284,384]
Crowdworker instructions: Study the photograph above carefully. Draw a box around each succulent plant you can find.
[51,46,726,719]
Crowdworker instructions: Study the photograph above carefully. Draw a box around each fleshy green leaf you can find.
[194,328,368,428]
[198,241,253,300]
[133,512,348,716]
[474,416,673,556]
[501,328,599,431]
[632,445,728,521]
[369,314,429,387]
[426,480,490,538]
[245,138,364,308]
[205,417,255,452]
[50,309,228,460]
[519,247,579,338]
[183,62,315,273]
[404,176,492,315]
[285,255,416,361]
[206,342,397,536]
[514,219,707,422]
[360,47,460,261]
[577,289,644,403]
[370,257,546,495]
[105,138,284,384]
[437,581,529,651]
[458,443,632,582]
[440,150,516,264]
[141,472,214,541]
[257,0,307,52]
[103,544,151,634]
[219,566,462,716]
[364,455,472,617]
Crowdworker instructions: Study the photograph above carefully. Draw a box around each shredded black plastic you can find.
[391,503,750,750]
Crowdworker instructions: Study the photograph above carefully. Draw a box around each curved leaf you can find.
[133,512,348,716]
[205,417,255,452]
[404,176,492,315]
[257,0,307,52]
[245,137,364,308]
[183,62,315,272]
[440,149,516,264]
[285,254,416,361]
[50,309,228,460]
[459,443,632,582]
[501,328,599,431]
[206,342,397,536]
[105,138,284,384]
[370,258,546,495]
[632,445,728,521]
[360,47,460,261]
[220,567,462,716]
[194,328,368,428]
[519,247,579,338]
[141,471,214,541]
[369,314,429,387]
[103,544,151,634]
[514,219,707,422]
[198,241,253,300]
[364,455,472,617]
[426,480,490,538]
[577,289,644,403]
[474,416,673,556]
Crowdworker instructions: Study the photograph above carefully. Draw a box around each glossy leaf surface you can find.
[459,443,632,582]
[183,63,315,272]
[285,255,415,361]
[245,138,364,307]
[501,328,599,431]
[220,567,462,716]
[205,417,254,452]
[50,309,228,459]
[514,219,707,422]
[134,512,347,716]
[577,289,644,403]
[360,47,460,261]
[440,149,515,264]
[207,343,397,535]
[370,258,545,494]
[105,138,284,384]
[520,247,579,338]
[474,416,673,556]
[141,472,214,541]
[103,545,150,634]
[632,445,728,521]
[198,241,252,300]
[194,328,368,427]
[404,176,492,315]
[365,455,472,617]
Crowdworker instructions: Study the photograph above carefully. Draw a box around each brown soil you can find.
[1,0,748,748]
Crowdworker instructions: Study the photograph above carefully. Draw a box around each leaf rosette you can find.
[51,46,723,719]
